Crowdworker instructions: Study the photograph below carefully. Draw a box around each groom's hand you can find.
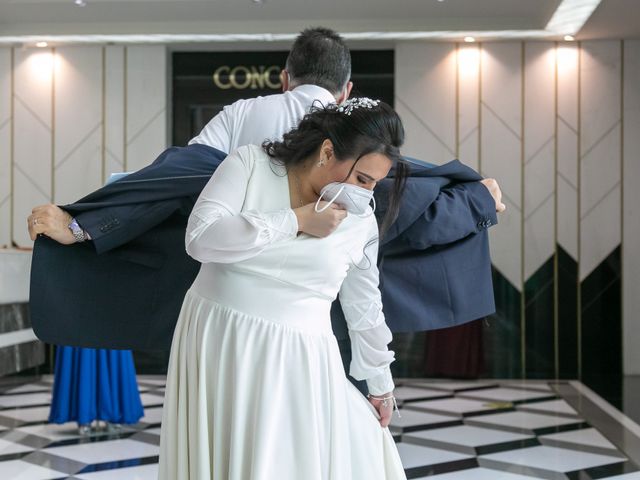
[27,204,76,244]
[480,178,506,213]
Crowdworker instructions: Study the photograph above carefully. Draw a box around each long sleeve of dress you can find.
[185,146,298,264]
[339,217,396,396]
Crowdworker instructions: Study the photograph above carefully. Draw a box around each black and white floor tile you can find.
[0,376,639,479]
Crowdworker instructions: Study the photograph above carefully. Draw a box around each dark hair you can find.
[285,27,351,95]
[262,99,408,240]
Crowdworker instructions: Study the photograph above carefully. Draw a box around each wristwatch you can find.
[68,217,87,243]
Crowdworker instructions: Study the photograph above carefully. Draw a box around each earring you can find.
[317,158,325,167]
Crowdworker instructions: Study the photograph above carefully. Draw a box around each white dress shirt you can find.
[188,84,337,153]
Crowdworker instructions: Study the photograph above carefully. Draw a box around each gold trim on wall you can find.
[123,46,128,172]
[478,43,482,176]
[455,43,460,160]
[9,47,14,246]
[553,42,560,380]
[521,41,526,379]
[51,47,56,204]
[577,41,582,381]
[101,46,106,185]
[620,39,624,376]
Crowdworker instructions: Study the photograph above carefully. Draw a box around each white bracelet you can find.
[367,393,402,418]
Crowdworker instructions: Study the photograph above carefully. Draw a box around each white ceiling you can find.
[0,0,636,43]
[0,0,560,29]
[580,0,640,39]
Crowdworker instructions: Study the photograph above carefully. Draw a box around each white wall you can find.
[0,45,167,247]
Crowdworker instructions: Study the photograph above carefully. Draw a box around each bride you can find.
[159,98,409,479]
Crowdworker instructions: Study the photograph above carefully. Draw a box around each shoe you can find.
[106,422,123,433]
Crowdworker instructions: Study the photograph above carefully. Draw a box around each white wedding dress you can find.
[158,144,407,480]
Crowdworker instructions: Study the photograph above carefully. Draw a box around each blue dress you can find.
[48,346,144,425]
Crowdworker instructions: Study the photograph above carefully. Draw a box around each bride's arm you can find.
[186,146,298,264]
[338,217,396,397]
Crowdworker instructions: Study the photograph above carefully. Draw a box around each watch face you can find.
[68,219,84,241]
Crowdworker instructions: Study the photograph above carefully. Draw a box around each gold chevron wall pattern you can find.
[1,40,639,405]
[395,40,639,407]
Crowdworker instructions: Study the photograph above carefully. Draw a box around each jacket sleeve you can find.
[339,216,396,396]
[65,144,224,255]
[72,200,186,255]
[402,180,497,250]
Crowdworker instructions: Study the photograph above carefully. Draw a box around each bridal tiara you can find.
[336,97,381,116]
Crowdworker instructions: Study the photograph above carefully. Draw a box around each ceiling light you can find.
[36,41,48,47]
[74,0,87,6]
[564,35,575,41]
[464,36,475,43]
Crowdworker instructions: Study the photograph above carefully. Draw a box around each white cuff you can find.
[265,208,298,240]
[285,208,299,236]
[365,365,395,396]
[243,208,298,243]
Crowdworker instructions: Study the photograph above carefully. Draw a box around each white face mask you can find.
[314,182,376,217]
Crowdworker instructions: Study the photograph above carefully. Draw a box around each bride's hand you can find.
[293,202,347,238]
[367,392,394,428]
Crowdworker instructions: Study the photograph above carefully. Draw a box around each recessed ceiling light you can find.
[464,36,475,43]
[74,0,87,6]
[36,41,48,47]
[564,35,575,41]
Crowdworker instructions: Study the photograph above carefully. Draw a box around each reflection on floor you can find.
[0,376,639,479]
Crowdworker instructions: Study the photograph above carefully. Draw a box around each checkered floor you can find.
[0,376,638,479]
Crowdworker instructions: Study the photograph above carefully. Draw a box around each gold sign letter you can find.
[212,65,282,90]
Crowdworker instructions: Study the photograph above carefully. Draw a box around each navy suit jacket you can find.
[331,157,497,339]
[29,144,496,350]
